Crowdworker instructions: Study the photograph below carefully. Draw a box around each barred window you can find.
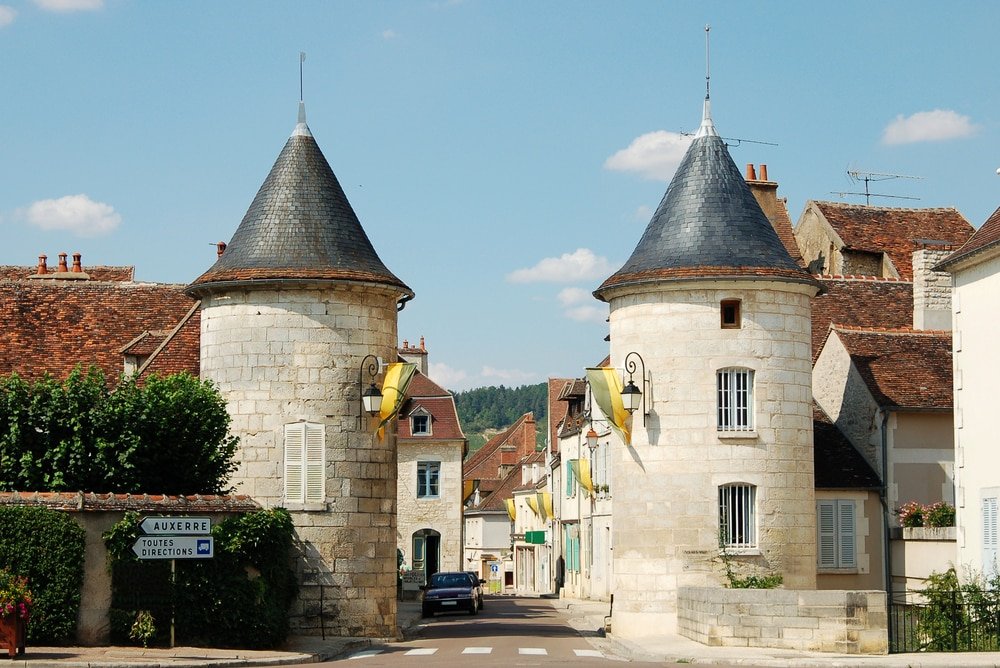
[717,368,754,431]
[719,483,756,549]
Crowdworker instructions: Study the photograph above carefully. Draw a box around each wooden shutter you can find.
[839,501,857,568]
[817,500,837,568]
[304,423,325,503]
[284,423,305,503]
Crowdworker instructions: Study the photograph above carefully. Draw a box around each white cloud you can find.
[20,194,121,237]
[881,109,977,145]
[33,0,103,11]
[557,287,590,306]
[604,130,692,181]
[564,304,606,323]
[507,248,613,284]
[480,366,537,385]
[0,5,16,27]
[428,362,467,389]
[634,205,652,221]
[381,28,397,40]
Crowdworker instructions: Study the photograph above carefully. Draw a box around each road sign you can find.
[132,536,214,560]
[140,516,212,535]
[490,563,499,573]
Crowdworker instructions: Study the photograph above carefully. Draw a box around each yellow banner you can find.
[463,480,475,503]
[376,362,417,442]
[504,498,516,521]
[526,495,539,516]
[541,492,553,519]
[586,367,632,445]
[578,458,594,495]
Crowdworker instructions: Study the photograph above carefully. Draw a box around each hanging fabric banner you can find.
[541,492,553,519]
[536,492,550,521]
[578,458,595,496]
[504,498,517,521]
[526,495,540,516]
[586,367,632,445]
[463,480,475,503]
[376,362,417,442]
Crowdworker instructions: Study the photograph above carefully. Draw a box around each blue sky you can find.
[2,1,998,391]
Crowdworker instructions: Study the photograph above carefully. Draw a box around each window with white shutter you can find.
[284,422,325,504]
[983,495,998,576]
[817,499,856,569]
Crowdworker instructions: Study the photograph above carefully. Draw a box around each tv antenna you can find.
[832,169,923,205]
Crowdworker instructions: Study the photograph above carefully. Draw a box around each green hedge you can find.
[0,506,85,643]
[104,509,298,648]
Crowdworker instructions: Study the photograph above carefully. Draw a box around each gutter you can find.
[878,409,894,645]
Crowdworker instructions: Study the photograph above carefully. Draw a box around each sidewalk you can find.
[551,595,1000,668]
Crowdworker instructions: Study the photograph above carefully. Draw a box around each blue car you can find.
[421,571,480,617]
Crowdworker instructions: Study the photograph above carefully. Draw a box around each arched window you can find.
[717,367,754,431]
[719,483,756,549]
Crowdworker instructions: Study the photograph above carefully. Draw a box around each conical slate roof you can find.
[595,103,816,300]
[187,105,413,299]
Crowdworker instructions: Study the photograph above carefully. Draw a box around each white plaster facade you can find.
[603,279,818,637]
[945,247,1000,579]
[199,283,401,637]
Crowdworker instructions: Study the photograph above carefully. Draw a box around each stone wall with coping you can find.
[605,279,818,637]
[200,283,401,638]
[676,587,888,654]
[912,249,953,331]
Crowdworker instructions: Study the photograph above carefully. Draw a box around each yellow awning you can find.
[578,458,594,495]
[504,498,516,521]
[541,492,553,519]
[526,495,540,516]
[376,362,417,442]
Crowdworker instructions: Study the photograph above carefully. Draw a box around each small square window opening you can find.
[721,299,741,328]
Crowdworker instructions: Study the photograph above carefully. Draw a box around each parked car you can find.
[421,571,480,617]
[465,571,486,609]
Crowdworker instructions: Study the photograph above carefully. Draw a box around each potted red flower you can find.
[0,569,31,657]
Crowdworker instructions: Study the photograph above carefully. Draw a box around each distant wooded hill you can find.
[452,382,547,454]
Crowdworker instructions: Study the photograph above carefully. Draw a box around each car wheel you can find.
[469,600,478,616]
[478,596,484,609]
[421,605,432,618]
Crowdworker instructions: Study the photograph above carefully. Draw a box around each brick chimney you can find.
[36,255,48,275]
[398,336,429,376]
[216,242,227,259]
[745,163,804,266]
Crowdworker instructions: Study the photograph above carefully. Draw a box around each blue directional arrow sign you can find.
[132,536,215,560]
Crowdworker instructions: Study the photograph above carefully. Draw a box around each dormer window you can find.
[409,407,431,436]
[123,354,148,376]
[721,299,741,329]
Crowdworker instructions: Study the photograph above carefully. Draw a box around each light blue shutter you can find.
[566,460,575,497]
[839,501,857,568]
[983,497,998,576]
[817,501,837,568]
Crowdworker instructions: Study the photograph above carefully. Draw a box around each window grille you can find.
[284,422,325,503]
[417,461,440,498]
[717,368,754,431]
[719,483,756,549]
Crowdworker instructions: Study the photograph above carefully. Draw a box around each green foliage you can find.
[717,530,782,589]
[0,367,238,494]
[104,509,298,649]
[925,502,956,528]
[129,610,156,648]
[453,383,547,454]
[0,506,85,643]
[917,567,1000,651]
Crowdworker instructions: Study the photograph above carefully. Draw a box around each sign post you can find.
[133,516,214,648]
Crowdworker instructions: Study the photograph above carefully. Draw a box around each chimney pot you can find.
[216,241,227,259]
[420,336,425,351]
[37,255,48,275]
[402,339,409,349]
[760,164,769,181]
[57,253,69,273]
[71,253,83,273]
[745,163,757,181]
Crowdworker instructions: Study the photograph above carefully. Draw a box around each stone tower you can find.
[186,104,413,637]
[593,99,821,637]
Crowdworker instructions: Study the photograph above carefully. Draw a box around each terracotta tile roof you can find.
[810,201,973,280]
[832,326,953,410]
[813,406,880,489]
[396,371,465,440]
[0,280,199,383]
[937,205,1000,271]
[0,265,135,282]
[547,378,572,454]
[137,303,202,382]
[0,491,259,512]
[811,277,913,359]
[463,412,537,481]
[473,466,522,512]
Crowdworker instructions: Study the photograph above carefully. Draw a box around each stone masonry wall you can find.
[397,441,465,573]
[605,279,818,638]
[677,587,887,653]
[912,248,953,331]
[200,284,400,638]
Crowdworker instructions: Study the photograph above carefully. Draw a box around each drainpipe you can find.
[878,409,893,644]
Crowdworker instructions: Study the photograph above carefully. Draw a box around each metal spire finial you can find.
[695,24,718,138]
[293,52,312,137]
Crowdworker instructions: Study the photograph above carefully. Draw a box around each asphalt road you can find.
[316,596,706,667]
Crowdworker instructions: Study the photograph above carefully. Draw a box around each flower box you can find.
[0,615,25,658]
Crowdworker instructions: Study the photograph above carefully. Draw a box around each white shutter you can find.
[284,423,305,503]
[983,496,998,575]
[817,501,837,568]
[839,501,857,568]
[304,423,325,503]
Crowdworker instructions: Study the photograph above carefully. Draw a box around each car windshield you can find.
[430,573,470,588]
